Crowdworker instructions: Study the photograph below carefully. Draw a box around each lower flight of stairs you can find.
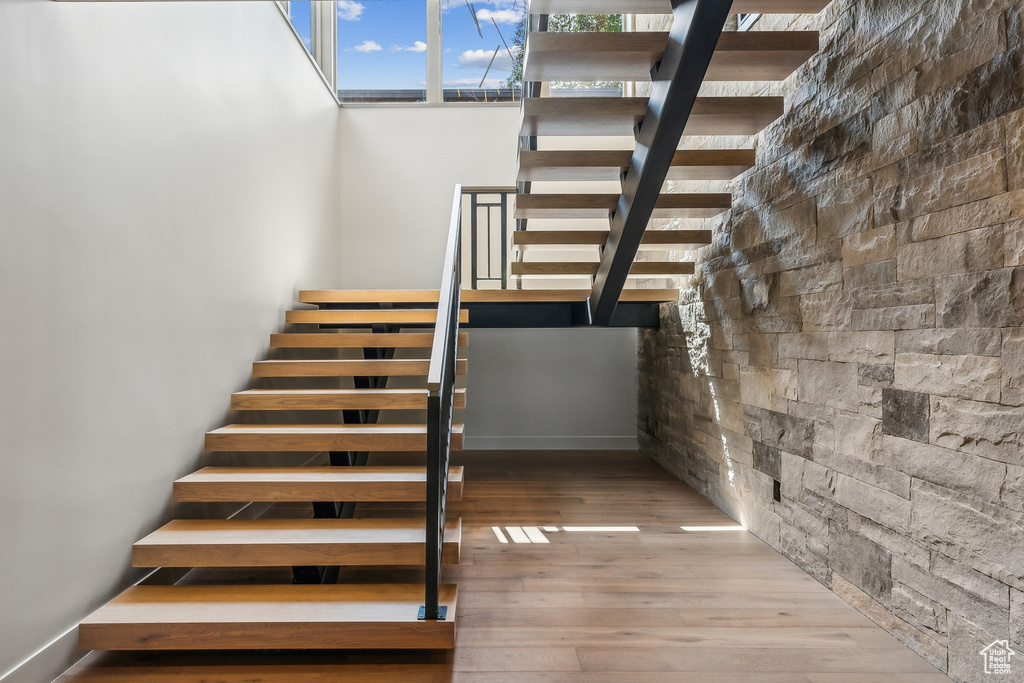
[79,293,467,651]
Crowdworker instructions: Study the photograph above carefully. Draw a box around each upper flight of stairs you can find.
[515,0,827,300]
[79,291,467,652]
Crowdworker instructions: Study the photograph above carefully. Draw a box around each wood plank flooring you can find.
[60,450,950,682]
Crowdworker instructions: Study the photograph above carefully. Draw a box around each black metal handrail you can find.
[421,184,463,621]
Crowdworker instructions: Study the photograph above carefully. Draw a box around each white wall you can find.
[336,106,639,449]
[0,2,341,680]
[337,105,521,288]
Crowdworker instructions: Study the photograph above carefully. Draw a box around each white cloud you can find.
[392,40,427,53]
[351,40,382,53]
[457,46,518,70]
[476,9,521,23]
[337,1,364,20]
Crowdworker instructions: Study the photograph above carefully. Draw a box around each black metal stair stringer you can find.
[589,0,734,325]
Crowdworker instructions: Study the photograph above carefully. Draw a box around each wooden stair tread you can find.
[515,192,730,219]
[518,149,754,182]
[529,0,831,13]
[78,584,458,650]
[525,31,818,82]
[204,424,465,452]
[270,331,469,348]
[251,358,468,377]
[174,466,464,503]
[513,229,712,247]
[296,289,677,303]
[298,290,441,304]
[132,518,462,568]
[521,96,783,136]
[285,309,469,325]
[230,388,467,411]
[512,261,695,276]
[469,288,679,302]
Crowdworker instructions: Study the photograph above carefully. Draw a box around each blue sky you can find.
[332,0,524,90]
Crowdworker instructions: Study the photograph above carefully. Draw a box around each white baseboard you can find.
[463,435,640,450]
[2,453,328,683]
[0,626,80,683]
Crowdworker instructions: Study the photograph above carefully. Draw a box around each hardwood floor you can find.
[60,450,950,682]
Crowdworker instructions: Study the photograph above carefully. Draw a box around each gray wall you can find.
[0,2,341,680]
[466,328,639,450]
[637,2,1024,681]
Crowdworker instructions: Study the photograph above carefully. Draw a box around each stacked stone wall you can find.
[638,1,1024,679]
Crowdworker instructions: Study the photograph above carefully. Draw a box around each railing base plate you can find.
[418,605,449,621]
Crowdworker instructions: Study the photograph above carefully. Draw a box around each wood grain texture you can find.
[270,332,469,348]
[204,424,465,452]
[64,451,948,680]
[465,288,680,302]
[518,149,754,182]
[173,466,465,503]
[521,96,784,136]
[298,290,441,304]
[229,388,467,411]
[513,229,712,247]
[251,359,468,378]
[514,193,730,219]
[528,0,831,12]
[132,518,462,568]
[511,262,695,276]
[285,309,469,325]
[78,584,458,651]
[525,31,818,82]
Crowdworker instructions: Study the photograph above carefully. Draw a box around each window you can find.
[337,0,429,103]
[441,1,522,102]
[281,1,314,55]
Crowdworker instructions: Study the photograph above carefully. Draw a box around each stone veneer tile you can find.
[835,473,911,534]
[874,149,1007,226]
[947,613,1009,683]
[752,441,782,480]
[881,388,930,442]
[851,305,935,331]
[911,479,1024,580]
[831,572,947,671]
[1005,218,1024,266]
[882,435,1007,507]
[934,267,1024,328]
[897,224,1005,281]
[829,523,893,604]
[894,352,1002,402]
[859,363,895,387]
[895,328,1003,356]
[906,189,1024,243]
[930,395,1024,467]
[829,330,895,364]
[778,331,830,361]
[798,359,860,413]
[843,260,897,288]
[1001,328,1024,406]
[1011,587,1024,650]
[843,225,897,268]
[893,557,1010,640]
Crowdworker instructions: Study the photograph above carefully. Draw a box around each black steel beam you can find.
[588,0,733,325]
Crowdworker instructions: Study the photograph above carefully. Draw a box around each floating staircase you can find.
[516,0,827,324]
[80,289,467,651]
